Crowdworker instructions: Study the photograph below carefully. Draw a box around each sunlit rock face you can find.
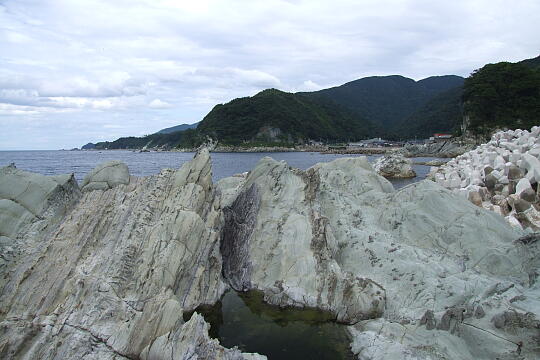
[1,149,539,360]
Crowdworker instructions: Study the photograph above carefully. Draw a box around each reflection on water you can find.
[185,290,355,360]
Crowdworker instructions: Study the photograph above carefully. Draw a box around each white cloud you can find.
[148,98,171,108]
[0,0,539,149]
[298,80,323,92]
[4,31,32,43]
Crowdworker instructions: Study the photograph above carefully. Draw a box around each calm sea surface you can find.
[0,150,440,189]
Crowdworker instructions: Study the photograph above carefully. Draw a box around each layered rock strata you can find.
[0,150,262,360]
[431,126,540,229]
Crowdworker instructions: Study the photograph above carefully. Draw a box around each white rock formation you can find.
[1,150,539,360]
[0,164,80,240]
[373,154,416,178]
[431,126,540,229]
[220,157,391,323]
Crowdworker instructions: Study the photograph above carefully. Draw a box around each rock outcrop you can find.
[0,150,262,360]
[216,156,538,359]
[431,126,540,229]
[373,154,416,178]
[404,140,473,158]
[1,150,539,360]
[219,157,390,323]
[80,160,130,192]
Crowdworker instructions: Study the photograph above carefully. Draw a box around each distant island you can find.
[81,55,540,151]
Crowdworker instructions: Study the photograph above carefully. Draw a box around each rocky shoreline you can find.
[321,147,392,155]
[1,147,539,359]
[82,142,472,158]
[403,139,474,158]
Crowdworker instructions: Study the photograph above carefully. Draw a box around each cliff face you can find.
[1,150,539,359]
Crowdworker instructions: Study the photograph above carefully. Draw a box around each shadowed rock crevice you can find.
[220,183,261,291]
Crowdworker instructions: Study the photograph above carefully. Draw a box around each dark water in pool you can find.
[187,290,355,360]
[0,150,440,189]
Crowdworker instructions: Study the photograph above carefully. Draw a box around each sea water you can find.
[0,150,439,188]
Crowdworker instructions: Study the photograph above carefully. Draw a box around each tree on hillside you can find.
[463,62,540,137]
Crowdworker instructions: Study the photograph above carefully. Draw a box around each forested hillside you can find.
[196,89,375,145]
[303,75,464,129]
[463,59,540,137]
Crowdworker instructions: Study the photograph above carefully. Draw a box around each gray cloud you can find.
[0,0,539,149]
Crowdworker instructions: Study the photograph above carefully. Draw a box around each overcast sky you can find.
[1,0,539,150]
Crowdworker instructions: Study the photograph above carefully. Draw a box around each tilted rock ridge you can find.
[219,156,390,323]
[1,150,539,359]
[0,150,263,360]
[404,139,473,158]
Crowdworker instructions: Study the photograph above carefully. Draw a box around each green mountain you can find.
[303,75,464,130]
[399,56,540,139]
[155,122,199,134]
[394,85,464,139]
[463,59,540,137]
[85,123,200,150]
[519,54,540,70]
[196,88,375,145]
